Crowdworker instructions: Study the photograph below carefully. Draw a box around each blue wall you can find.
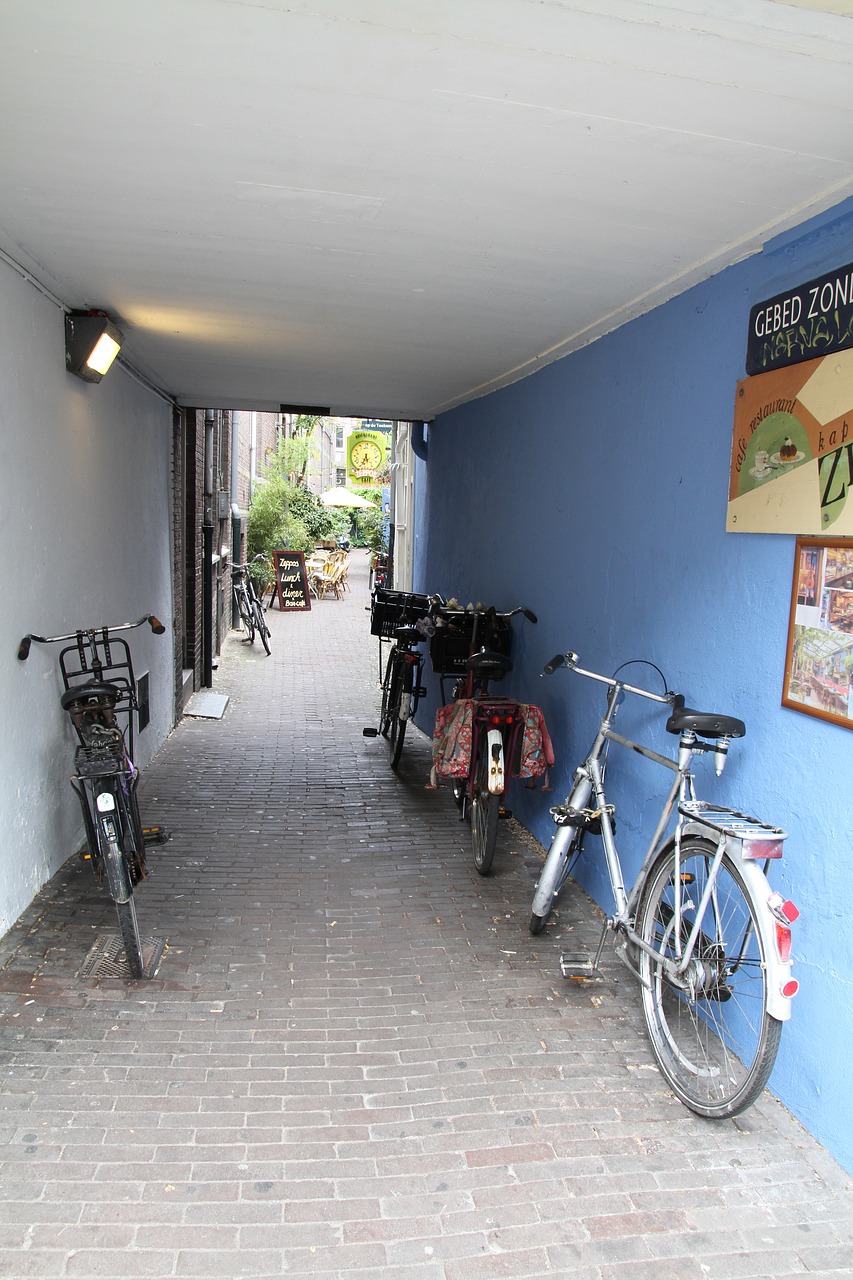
[412,199,853,1174]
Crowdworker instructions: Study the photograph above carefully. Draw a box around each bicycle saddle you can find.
[666,695,745,740]
[61,681,121,711]
[393,625,423,645]
[467,648,513,678]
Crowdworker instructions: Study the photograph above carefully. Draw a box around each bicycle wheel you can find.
[380,648,398,737]
[470,744,499,875]
[116,897,145,979]
[252,596,271,655]
[95,796,144,978]
[236,585,255,642]
[636,836,781,1119]
[388,665,409,771]
[529,825,583,935]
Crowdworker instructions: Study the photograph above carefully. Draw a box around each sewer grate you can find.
[78,933,167,979]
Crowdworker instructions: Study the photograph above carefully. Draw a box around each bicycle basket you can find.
[429,611,512,675]
[369,589,432,638]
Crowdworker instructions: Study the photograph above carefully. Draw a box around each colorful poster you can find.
[783,539,853,730]
[727,349,853,534]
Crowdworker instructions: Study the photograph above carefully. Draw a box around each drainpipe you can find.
[411,420,429,462]
[231,411,243,626]
[202,409,215,688]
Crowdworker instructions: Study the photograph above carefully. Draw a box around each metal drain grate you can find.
[78,933,167,979]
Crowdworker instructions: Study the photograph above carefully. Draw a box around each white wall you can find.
[0,258,175,937]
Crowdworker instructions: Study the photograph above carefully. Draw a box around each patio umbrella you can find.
[319,487,376,509]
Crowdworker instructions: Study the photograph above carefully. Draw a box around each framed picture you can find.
[783,537,853,729]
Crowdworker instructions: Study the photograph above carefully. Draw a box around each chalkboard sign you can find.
[272,550,311,611]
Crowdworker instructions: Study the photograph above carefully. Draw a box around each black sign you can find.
[746,261,853,375]
[272,550,311,611]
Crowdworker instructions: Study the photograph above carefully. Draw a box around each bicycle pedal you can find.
[362,727,379,737]
[142,825,170,845]
[559,953,598,979]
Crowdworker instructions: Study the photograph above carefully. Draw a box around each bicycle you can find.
[232,556,271,655]
[529,649,800,1118]
[363,588,432,770]
[18,614,166,979]
[431,603,545,875]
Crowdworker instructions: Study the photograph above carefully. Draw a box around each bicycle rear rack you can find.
[679,800,787,859]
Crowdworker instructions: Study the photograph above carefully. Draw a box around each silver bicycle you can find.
[530,651,800,1118]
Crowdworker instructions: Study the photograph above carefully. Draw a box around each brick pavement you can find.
[1,549,851,1279]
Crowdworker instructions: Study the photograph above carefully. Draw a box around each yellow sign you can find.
[727,349,853,534]
[346,430,387,487]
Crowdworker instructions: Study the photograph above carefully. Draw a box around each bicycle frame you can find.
[537,654,798,1014]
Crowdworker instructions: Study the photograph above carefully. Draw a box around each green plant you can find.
[246,473,312,556]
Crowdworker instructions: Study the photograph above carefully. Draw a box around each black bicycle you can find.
[18,615,166,978]
[232,557,271,655]
[363,589,432,770]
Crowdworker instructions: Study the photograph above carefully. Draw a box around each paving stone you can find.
[1,550,851,1278]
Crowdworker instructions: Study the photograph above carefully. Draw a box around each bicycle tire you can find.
[95,802,145,978]
[236,584,255,642]
[389,664,409,771]
[116,897,145,979]
[253,597,271,655]
[380,647,398,737]
[635,836,782,1119]
[470,745,499,875]
[529,825,583,934]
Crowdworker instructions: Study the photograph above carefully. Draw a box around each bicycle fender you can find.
[486,728,505,794]
[95,788,133,904]
[666,828,795,1022]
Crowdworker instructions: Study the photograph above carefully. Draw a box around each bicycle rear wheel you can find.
[380,648,399,738]
[470,745,499,875]
[636,836,781,1119]
[95,794,145,979]
[388,665,409,771]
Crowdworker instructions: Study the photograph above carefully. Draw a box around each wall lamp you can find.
[65,310,124,382]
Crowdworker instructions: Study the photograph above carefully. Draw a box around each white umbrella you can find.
[319,487,376,509]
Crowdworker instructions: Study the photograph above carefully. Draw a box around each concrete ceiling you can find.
[1,0,852,421]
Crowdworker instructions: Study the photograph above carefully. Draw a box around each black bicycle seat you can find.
[467,648,513,678]
[393,625,423,645]
[61,681,121,711]
[666,697,745,740]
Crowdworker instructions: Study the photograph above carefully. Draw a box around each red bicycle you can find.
[431,603,550,875]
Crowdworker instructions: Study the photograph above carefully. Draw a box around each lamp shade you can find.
[65,311,124,382]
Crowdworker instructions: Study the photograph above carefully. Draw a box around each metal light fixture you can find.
[65,310,124,382]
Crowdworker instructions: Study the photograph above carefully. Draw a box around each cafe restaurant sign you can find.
[346,429,388,487]
[746,261,853,375]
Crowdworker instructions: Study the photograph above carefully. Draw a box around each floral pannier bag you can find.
[430,698,554,787]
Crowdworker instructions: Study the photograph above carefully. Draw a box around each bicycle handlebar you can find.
[18,614,165,661]
[541,650,674,705]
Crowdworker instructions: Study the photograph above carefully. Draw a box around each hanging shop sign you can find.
[346,430,388,487]
[746,261,853,375]
[726,348,853,535]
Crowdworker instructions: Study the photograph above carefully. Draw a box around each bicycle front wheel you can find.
[116,897,145,979]
[470,745,499,875]
[236,586,255,641]
[96,805,145,979]
[636,837,781,1119]
[253,597,271,655]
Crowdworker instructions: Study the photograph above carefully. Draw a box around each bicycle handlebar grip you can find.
[522,608,538,624]
[148,615,166,635]
[17,636,33,661]
[542,653,566,675]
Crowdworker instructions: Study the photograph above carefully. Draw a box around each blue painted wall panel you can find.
[412,198,853,1173]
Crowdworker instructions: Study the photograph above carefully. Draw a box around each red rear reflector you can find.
[781,979,799,998]
[780,899,799,923]
[775,923,792,962]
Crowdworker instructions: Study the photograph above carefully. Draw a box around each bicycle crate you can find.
[429,612,512,675]
[369,589,432,638]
